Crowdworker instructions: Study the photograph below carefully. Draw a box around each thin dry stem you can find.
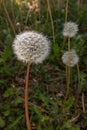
[9,0,15,24]
[75,63,80,107]
[46,0,55,42]
[62,37,67,50]
[69,113,80,123]
[77,0,80,9]
[2,0,16,35]
[66,65,68,85]
[25,9,30,25]
[57,0,64,10]
[65,0,68,22]
[62,0,68,49]
[82,93,86,113]
[78,0,83,10]
[77,64,80,87]
[38,0,41,18]
[25,63,31,130]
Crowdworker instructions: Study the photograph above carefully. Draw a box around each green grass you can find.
[0,0,87,130]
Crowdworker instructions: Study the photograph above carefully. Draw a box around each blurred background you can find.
[0,0,87,130]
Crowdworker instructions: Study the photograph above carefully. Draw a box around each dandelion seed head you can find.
[62,49,79,67]
[12,31,50,64]
[63,22,78,38]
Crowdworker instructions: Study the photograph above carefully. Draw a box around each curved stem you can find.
[25,63,31,130]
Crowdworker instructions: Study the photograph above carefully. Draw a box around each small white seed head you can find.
[63,22,78,38]
[12,31,50,64]
[62,49,79,67]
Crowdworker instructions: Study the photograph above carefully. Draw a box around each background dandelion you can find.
[63,22,78,38]
[62,21,79,101]
[62,49,79,67]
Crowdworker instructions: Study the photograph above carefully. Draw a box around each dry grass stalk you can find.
[46,0,55,42]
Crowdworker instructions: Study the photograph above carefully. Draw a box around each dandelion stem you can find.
[68,37,71,85]
[65,37,71,100]
[25,63,31,130]
[66,65,68,85]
